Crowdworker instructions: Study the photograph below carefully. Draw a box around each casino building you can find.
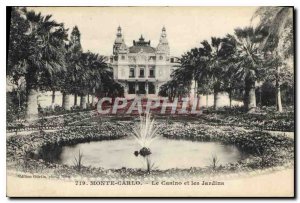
[110,26,179,98]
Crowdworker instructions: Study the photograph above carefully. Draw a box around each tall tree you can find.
[7,7,29,85]
[87,54,112,106]
[192,43,212,109]
[234,27,267,112]
[163,35,236,109]
[61,26,83,110]
[217,35,241,108]
[69,26,82,107]
[253,7,294,112]
[7,8,68,120]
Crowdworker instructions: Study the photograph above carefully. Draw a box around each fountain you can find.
[131,113,159,173]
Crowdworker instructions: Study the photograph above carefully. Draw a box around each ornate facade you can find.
[111,26,179,98]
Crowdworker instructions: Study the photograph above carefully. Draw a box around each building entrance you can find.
[138,82,146,94]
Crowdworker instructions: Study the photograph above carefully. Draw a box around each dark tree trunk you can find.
[276,66,283,112]
[17,91,21,109]
[51,90,55,110]
[74,93,78,106]
[213,90,218,110]
[229,90,232,108]
[80,95,87,109]
[196,81,200,110]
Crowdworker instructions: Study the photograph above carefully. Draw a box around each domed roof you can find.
[129,46,156,53]
[129,35,156,53]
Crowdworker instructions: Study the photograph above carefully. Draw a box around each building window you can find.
[129,68,135,78]
[170,58,174,63]
[128,82,136,94]
[121,55,125,60]
[148,83,155,94]
[139,68,145,78]
[159,55,163,60]
[149,68,155,78]
[148,56,156,61]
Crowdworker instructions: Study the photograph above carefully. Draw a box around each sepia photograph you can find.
[5,6,295,197]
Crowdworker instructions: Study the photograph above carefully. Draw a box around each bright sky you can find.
[30,7,258,56]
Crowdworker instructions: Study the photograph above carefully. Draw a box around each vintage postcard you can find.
[6,6,294,197]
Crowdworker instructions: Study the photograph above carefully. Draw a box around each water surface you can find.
[58,137,244,170]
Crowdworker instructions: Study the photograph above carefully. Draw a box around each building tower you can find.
[113,26,127,55]
[156,26,170,55]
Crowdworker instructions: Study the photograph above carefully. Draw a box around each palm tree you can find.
[69,26,82,106]
[253,7,293,112]
[60,43,75,111]
[158,79,188,101]
[253,7,293,57]
[85,53,112,107]
[64,26,83,109]
[192,42,212,109]
[201,38,225,109]
[76,52,91,109]
[75,52,114,109]
[223,62,243,108]
[164,35,237,110]
[197,36,235,109]
[216,35,240,108]
[7,7,29,84]
[8,8,67,120]
[101,75,124,98]
[233,27,267,112]
[60,26,83,110]
[173,48,203,107]
[173,52,196,85]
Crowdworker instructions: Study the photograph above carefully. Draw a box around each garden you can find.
[6,111,294,180]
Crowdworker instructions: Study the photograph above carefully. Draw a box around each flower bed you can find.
[6,110,99,132]
[200,110,294,132]
[7,106,294,133]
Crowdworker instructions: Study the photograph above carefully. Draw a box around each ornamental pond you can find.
[51,136,245,170]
